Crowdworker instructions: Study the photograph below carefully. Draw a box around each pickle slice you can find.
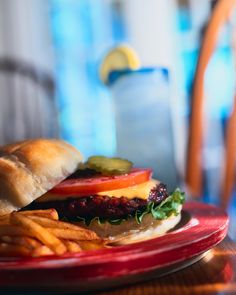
[86,156,133,175]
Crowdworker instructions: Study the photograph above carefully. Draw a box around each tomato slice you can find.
[50,168,152,196]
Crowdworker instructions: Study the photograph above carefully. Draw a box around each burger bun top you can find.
[0,138,83,216]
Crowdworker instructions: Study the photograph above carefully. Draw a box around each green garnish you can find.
[61,189,185,226]
[135,188,185,224]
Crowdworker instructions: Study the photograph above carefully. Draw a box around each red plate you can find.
[0,202,228,293]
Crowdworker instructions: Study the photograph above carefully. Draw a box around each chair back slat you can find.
[0,58,59,145]
[186,0,236,202]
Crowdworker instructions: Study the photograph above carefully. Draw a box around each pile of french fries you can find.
[0,209,105,257]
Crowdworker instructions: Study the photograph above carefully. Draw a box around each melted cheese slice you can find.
[36,179,159,202]
[97,179,159,200]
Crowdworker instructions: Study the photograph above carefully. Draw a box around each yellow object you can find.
[97,179,159,200]
[100,45,140,84]
[37,179,159,202]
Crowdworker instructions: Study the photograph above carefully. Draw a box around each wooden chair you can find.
[0,57,59,145]
[186,0,236,208]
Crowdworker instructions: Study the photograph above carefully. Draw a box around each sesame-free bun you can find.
[0,139,83,216]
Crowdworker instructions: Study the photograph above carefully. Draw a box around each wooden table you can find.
[97,237,236,295]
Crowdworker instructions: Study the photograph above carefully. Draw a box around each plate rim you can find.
[0,201,229,271]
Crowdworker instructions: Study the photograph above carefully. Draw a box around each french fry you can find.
[0,220,9,225]
[0,243,30,257]
[0,209,104,257]
[28,216,99,237]
[47,228,99,241]
[0,209,58,225]
[32,245,54,257]
[0,236,12,243]
[23,237,42,249]
[0,235,42,250]
[0,215,10,224]
[0,214,8,220]
[28,216,83,229]
[63,240,82,253]
[10,212,66,255]
[78,240,106,251]
[19,209,58,220]
[0,225,34,237]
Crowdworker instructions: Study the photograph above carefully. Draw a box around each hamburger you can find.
[0,138,185,245]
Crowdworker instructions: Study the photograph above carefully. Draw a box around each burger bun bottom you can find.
[81,205,182,245]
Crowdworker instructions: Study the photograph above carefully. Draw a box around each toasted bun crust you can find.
[82,205,182,245]
[0,139,83,215]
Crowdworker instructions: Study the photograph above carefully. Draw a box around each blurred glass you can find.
[108,68,178,190]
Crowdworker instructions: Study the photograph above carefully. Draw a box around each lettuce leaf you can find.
[62,188,185,226]
[135,188,185,224]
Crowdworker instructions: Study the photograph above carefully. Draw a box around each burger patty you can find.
[24,183,168,220]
